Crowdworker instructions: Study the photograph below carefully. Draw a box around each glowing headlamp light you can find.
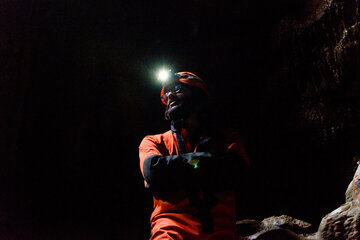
[157,69,171,83]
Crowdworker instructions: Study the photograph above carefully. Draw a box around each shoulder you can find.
[139,130,175,156]
[139,130,173,148]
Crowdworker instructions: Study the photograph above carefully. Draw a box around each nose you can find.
[167,91,176,99]
[166,91,176,105]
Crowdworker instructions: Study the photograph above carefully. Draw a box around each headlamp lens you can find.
[157,69,171,82]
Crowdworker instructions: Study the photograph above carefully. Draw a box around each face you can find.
[164,83,194,120]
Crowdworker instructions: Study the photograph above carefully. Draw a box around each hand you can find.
[196,137,227,157]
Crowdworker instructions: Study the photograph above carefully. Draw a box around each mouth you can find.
[169,101,179,108]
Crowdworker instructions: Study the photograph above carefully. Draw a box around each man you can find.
[139,72,249,240]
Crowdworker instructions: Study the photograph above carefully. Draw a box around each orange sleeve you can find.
[139,135,162,186]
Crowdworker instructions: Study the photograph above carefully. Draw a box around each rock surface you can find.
[261,215,314,234]
[345,162,360,202]
[237,215,315,240]
[237,163,360,240]
[318,200,360,240]
[279,0,360,144]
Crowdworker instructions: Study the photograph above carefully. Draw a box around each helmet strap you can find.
[170,119,187,154]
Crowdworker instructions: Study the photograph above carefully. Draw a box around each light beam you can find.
[157,69,171,83]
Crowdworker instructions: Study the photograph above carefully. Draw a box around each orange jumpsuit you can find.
[139,129,249,240]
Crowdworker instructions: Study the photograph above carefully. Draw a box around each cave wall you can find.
[243,0,360,222]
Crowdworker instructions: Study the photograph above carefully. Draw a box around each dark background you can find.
[1,0,360,239]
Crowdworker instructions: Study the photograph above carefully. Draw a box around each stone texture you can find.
[262,215,314,234]
[238,157,360,240]
[237,215,315,240]
[314,158,360,240]
[345,162,360,202]
[279,0,360,144]
[318,199,360,240]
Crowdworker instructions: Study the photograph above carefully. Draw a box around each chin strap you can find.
[171,119,187,154]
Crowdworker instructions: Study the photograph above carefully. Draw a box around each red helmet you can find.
[160,72,210,105]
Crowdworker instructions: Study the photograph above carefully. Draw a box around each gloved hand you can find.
[143,152,214,191]
[196,137,227,157]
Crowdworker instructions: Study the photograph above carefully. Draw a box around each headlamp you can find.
[157,69,171,83]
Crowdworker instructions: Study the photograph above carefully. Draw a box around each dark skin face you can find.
[165,83,194,121]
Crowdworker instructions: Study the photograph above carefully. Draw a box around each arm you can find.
[139,135,213,191]
[195,135,250,190]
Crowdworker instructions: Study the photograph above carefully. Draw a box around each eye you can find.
[174,85,182,93]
